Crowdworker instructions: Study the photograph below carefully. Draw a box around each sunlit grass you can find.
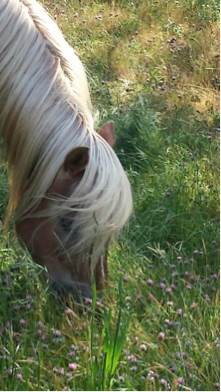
[0,0,219,390]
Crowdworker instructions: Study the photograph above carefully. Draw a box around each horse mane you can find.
[0,0,133,266]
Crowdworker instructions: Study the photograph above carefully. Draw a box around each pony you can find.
[0,0,133,301]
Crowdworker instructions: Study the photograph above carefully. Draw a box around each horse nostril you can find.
[50,280,92,305]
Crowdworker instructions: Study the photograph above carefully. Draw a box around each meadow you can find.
[0,0,220,390]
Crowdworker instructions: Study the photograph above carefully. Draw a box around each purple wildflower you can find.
[53,329,61,337]
[128,354,137,363]
[20,318,27,327]
[130,366,138,371]
[68,363,78,371]
[176,308,183,316]
[139,344,147,351]
[158,332,165,340]
[84,297,92,304]
[65,308,72,315]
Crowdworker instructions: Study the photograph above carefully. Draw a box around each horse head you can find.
[16,121,129,301]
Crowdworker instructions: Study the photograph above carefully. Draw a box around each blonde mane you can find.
[0,0,132,267]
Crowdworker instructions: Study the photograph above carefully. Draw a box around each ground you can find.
[0,0,220,391]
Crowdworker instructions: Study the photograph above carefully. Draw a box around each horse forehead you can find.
[49,176,75,197]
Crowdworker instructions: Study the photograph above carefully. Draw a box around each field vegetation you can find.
[0,0,220,390]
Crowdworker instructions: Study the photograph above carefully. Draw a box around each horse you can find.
[0,0,133,301]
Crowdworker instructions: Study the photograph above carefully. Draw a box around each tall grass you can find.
[0,0,219,390]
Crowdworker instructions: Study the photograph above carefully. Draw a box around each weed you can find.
[0,0,219,390]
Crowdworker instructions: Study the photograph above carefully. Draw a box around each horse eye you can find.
[59,216,73,233]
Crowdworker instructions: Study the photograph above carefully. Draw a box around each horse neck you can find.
[0,0,95,222]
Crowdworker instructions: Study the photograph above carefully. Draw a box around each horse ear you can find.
[63,147,89,176]
[97,120,116,148]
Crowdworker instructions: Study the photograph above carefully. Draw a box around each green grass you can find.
[0,0,219,390]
